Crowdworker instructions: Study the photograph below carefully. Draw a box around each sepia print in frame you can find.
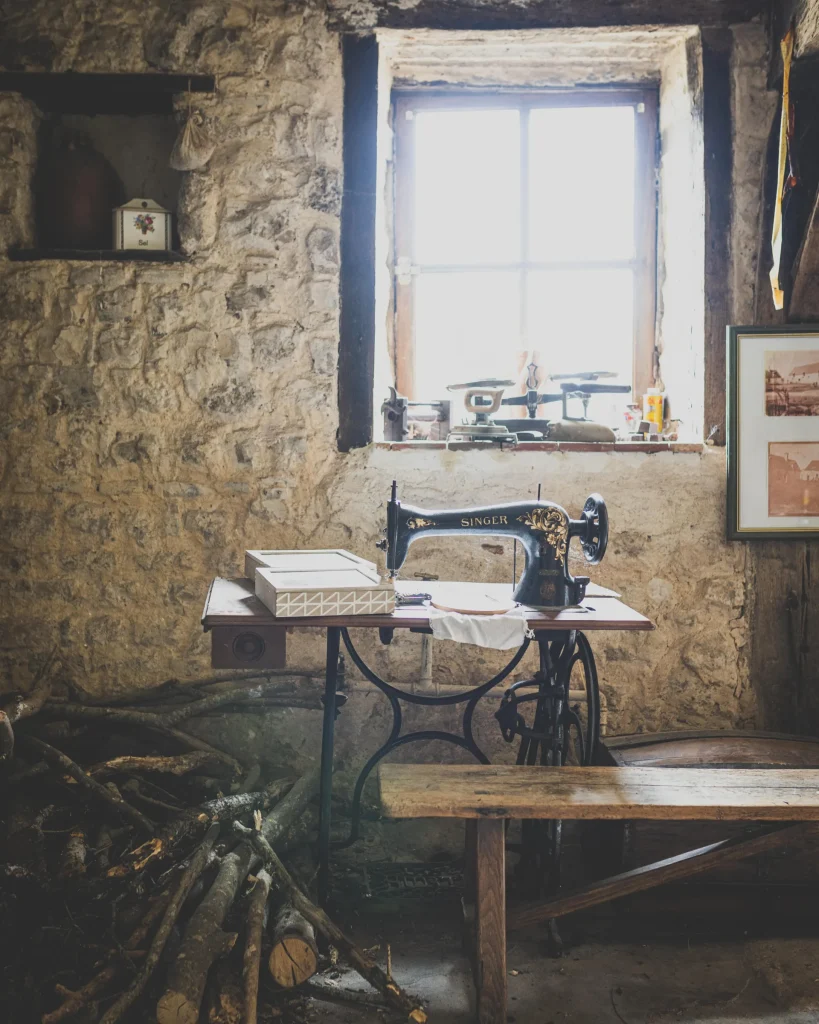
[728,325,819,540]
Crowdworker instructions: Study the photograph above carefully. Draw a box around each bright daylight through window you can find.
[393,92,657,429]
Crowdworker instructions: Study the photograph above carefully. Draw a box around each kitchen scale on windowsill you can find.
[445,366,631,444]
[446,379,518,444]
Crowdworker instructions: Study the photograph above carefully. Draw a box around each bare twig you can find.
[302,979,390,1011]
[83,670,322,707]
[160,727,246,774]
[2,644,58,724]
[42,681,299,729]
[610,987,631,1024]
[89,751,230,779]
[42,886,174,1024]
[22,736,153,834]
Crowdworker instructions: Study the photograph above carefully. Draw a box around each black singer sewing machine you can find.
[377,482,608,609]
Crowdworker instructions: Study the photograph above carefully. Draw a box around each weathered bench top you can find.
[378,764,819,821]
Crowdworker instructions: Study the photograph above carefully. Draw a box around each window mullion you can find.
[520,105,530,356]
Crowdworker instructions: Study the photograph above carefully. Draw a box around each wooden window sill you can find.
[373,440,706,453]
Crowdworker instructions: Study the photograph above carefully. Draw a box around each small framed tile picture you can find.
[728,324,819,540]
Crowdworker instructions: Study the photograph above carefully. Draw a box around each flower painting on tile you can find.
[133,213,155,235]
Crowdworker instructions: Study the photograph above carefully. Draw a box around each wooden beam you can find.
[327,0,768,31]
[337,34,379,452]
[0,72,214,115]
[785,70,819,319]
[789,181,819,318]
[752,98,785,325]
[508,824,804,930]
[701,28,733,445]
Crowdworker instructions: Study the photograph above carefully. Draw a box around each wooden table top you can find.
[378,764,819,821]
[202,577,654,633]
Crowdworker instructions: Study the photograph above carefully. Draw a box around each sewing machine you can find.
[377,482,608,609]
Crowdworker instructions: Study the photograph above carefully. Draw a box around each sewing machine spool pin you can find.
[379,484,607,609]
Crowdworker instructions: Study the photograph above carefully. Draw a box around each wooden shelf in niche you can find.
[1,73,215,258]
[0,72,215,115]
[8,248,188,263]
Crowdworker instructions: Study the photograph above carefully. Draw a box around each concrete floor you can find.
[305,910,819,1024]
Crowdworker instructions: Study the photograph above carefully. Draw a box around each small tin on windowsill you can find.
[113,197,172,251]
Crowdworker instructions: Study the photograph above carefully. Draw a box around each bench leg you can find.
[475,819,507,1024]
[463,820,477,963]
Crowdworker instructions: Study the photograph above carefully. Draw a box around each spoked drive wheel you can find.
[497,632,601,904]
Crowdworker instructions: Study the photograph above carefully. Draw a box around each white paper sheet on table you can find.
[427,605,531,650]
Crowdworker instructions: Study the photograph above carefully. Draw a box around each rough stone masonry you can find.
[0,1,772,745]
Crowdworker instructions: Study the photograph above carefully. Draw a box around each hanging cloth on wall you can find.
[770,26,797,311]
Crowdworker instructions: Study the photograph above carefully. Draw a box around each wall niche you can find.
[0,72,214,262]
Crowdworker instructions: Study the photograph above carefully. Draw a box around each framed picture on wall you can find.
[728,325,819,540]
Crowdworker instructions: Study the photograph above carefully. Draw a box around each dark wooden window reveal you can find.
[392,88,659,413]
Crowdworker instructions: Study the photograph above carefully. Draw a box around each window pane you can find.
[414,271,521,399]
[414,109,520,266]
[527,269,633,424]
[528,106,635,262]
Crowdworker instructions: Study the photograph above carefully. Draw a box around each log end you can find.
[268,937,319,989]
[156,990,201,1024]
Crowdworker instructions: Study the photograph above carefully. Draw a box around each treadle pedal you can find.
[331,861,465,909]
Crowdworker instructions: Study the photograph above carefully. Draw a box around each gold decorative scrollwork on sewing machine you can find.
[516,508,569,562]
[407,517,435,530]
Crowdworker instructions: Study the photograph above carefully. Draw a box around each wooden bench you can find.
[378,763,819,1024]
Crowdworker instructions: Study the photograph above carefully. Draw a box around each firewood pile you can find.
[0,653,427,1024]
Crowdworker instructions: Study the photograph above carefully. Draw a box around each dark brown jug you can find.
[37,133,125,249]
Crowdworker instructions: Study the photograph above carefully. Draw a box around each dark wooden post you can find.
[475,819,506,1024]
[337,34,379,452]
[702,28,733,445]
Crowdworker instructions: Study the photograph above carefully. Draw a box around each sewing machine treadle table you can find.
[201,577,654,906]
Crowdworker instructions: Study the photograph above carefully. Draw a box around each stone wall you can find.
[0,2,772,744]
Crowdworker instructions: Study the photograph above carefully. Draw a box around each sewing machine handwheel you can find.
[580,494,608,564]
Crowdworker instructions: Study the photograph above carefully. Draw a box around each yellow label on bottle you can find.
[643,394,664,429]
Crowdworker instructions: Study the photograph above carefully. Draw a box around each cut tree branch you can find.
[83,670,322,708]
[108,778,295,879]
[41,884,174,1024]
[89,751,230,778]
[22,736,153,834]
[234,823,426,1022]
[157,768,319,1024]
[242,869,271,1024]
[98,824,221,1024]
[42,681,299,729]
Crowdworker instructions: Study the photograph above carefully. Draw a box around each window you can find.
[392,90,658,424]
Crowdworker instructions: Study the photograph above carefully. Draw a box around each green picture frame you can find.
[727,324,819,540]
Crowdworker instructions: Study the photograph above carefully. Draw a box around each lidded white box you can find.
[255,567,394,619]
[114,198,172,251]
[245,548,378,581]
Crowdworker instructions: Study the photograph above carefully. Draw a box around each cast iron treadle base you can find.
[317,626,601,925]
[332,627,531,849]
